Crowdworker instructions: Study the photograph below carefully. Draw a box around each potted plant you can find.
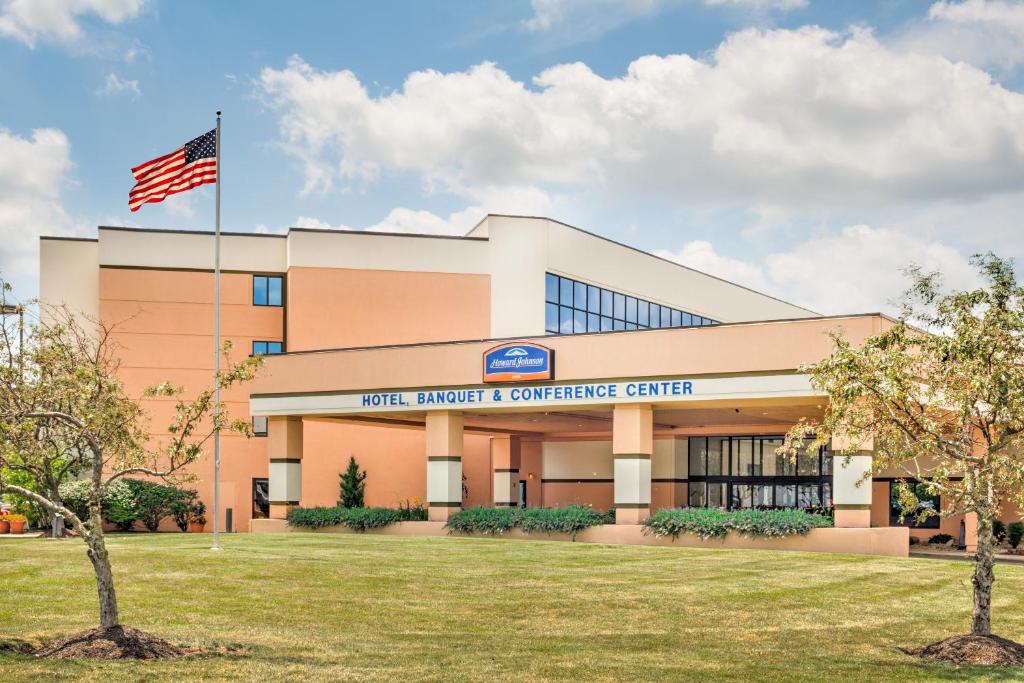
[7,513,27,534]
[0,514,9,534]
[189,501,207,533]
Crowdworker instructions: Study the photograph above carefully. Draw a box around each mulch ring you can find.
[28,626,203,660]
[903,634,1024,667]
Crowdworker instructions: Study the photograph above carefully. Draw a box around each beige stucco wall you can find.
[39,238,99,324]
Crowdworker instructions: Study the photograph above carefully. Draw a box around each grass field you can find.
[3,533,1024,682]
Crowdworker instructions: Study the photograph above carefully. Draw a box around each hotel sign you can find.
[482,342,554,383]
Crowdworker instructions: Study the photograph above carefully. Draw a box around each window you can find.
[544,273,716,336]
[686,435,831,511]
[252,478,270,519]
[889,481,941,529]
[253,275,283,306]
[252,415,268,437]
[252,340,283,356]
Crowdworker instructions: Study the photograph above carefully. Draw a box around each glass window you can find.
[688,437,706,476]
[798,484,820,509]
[707,437,727,475]
[797,448,819,476]
[600,316,613,331]
[671,309,682,327]
[545,303,559,333]
[587,313,600,333]
[776,485,797,508]
[732,437,756,476]
[637,300,649,326]
[626,322,637,330]
[708,483,727,508]
[253,276,267,305]
[252,415,268,437]
[890,482,941,529]
[613,319,625,331]
[661,306,671,328]
[252,341,267,356]
[822,450,833,475]
[560,277,574,306]
[559,306,574,334]
[649,304,661,328]
[681,312,693,326]
[601,289,613,317]
[613,292,625,320]
[625,297,638,323]
[268,277,282,306]
[761,437,784,476]
[574,280,587,310]
[688,482,706,507]
[573,309,586,334]
[545,273,559,303]
[587,285,600,313]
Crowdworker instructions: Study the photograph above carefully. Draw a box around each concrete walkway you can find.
[911,549,1024,564]
[0,531,45,539]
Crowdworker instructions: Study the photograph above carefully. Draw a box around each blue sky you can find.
[2,0,1023,313]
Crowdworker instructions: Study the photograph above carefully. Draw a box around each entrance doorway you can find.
[252,478,270,519]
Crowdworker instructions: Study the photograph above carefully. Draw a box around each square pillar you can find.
[492,435,521,507]
[613,404,653,524]
[830,435,873,528]
[268,416,303,519]
[426,411,463,521]
[964,511,979,552]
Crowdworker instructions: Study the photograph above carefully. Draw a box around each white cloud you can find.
[0,126,77,281]
[897,0,1024,72]
[258,28,1024,209]
[294,206,485,236]
[0,0,146,48]
[657,225,983,315]
[521,0,805,39]
[95,72,140,97]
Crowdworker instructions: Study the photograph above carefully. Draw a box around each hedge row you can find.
[287,506,406,531]
[643,507,833,540]
[59,478,201,532]
[446,505,611,540]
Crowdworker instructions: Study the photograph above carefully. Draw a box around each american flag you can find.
[129,129,217,212]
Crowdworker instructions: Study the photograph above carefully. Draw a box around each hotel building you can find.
[39,215,995,548]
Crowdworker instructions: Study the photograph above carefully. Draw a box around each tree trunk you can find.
[971,514,995,636]
[85,508,120,629]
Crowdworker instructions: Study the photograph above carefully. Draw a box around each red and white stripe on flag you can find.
[129,129,217,212]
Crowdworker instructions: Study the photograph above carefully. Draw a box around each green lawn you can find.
[3,533,1024,682]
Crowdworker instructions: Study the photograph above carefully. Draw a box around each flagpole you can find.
[212,110,223,552]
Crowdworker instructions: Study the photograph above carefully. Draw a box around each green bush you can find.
[927,533,954,545]
[446,505,609,540]
[446,506,518,535]
[397,497,427,521]
[169,488,199,532]
[124,479,186,532]
[643,508,833,540]
[516,505,608,540]
[58,478,195,531]
[287,506,401,531]
[1008,522,1024,549]
[993,519,1007,544]
[59,478,139,530]
[338,456,367,509]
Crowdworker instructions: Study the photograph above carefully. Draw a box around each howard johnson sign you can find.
[482,342,554,383]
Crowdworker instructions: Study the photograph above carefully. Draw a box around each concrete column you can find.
[426,411,463,521]
[830,434,873,528]
[964,511,979,552]
[613,404,653,525]
[268,416,303,519]
[491,435,521,507]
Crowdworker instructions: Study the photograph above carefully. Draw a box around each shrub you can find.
[516,505,608,540]
[446,506,518,535]
[993,520,1007,544]
[446,505,609,540]
[169,488,199,532]
[397,497,427,521]
[643,507,833,541]
[105,480,141,531]
[287,506,400,531]
[1008,522,1024,549]
[125,479,183,532]
[338,456,367,509]
[927,533,954,545]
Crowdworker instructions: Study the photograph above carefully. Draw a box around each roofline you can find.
[97,225,287,238]
[39,236,99,243]
[479,213,821,317]
[287,226,488,241]
[270,312,895,358]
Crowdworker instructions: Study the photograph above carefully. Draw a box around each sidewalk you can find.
[911,549,1024,564]
[0,532,45,539]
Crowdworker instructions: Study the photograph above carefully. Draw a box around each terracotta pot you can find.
[0,520,9,534]
[189,522,205,533]
[9,521,25,534]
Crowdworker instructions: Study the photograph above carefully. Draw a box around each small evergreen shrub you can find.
[338,456,367,508]
[1008,521,1024,549]
[927,533,954,545]
[126,479,185,532]
[643,508,833,540]
[287,506,400,531]
[446,506,518,535]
